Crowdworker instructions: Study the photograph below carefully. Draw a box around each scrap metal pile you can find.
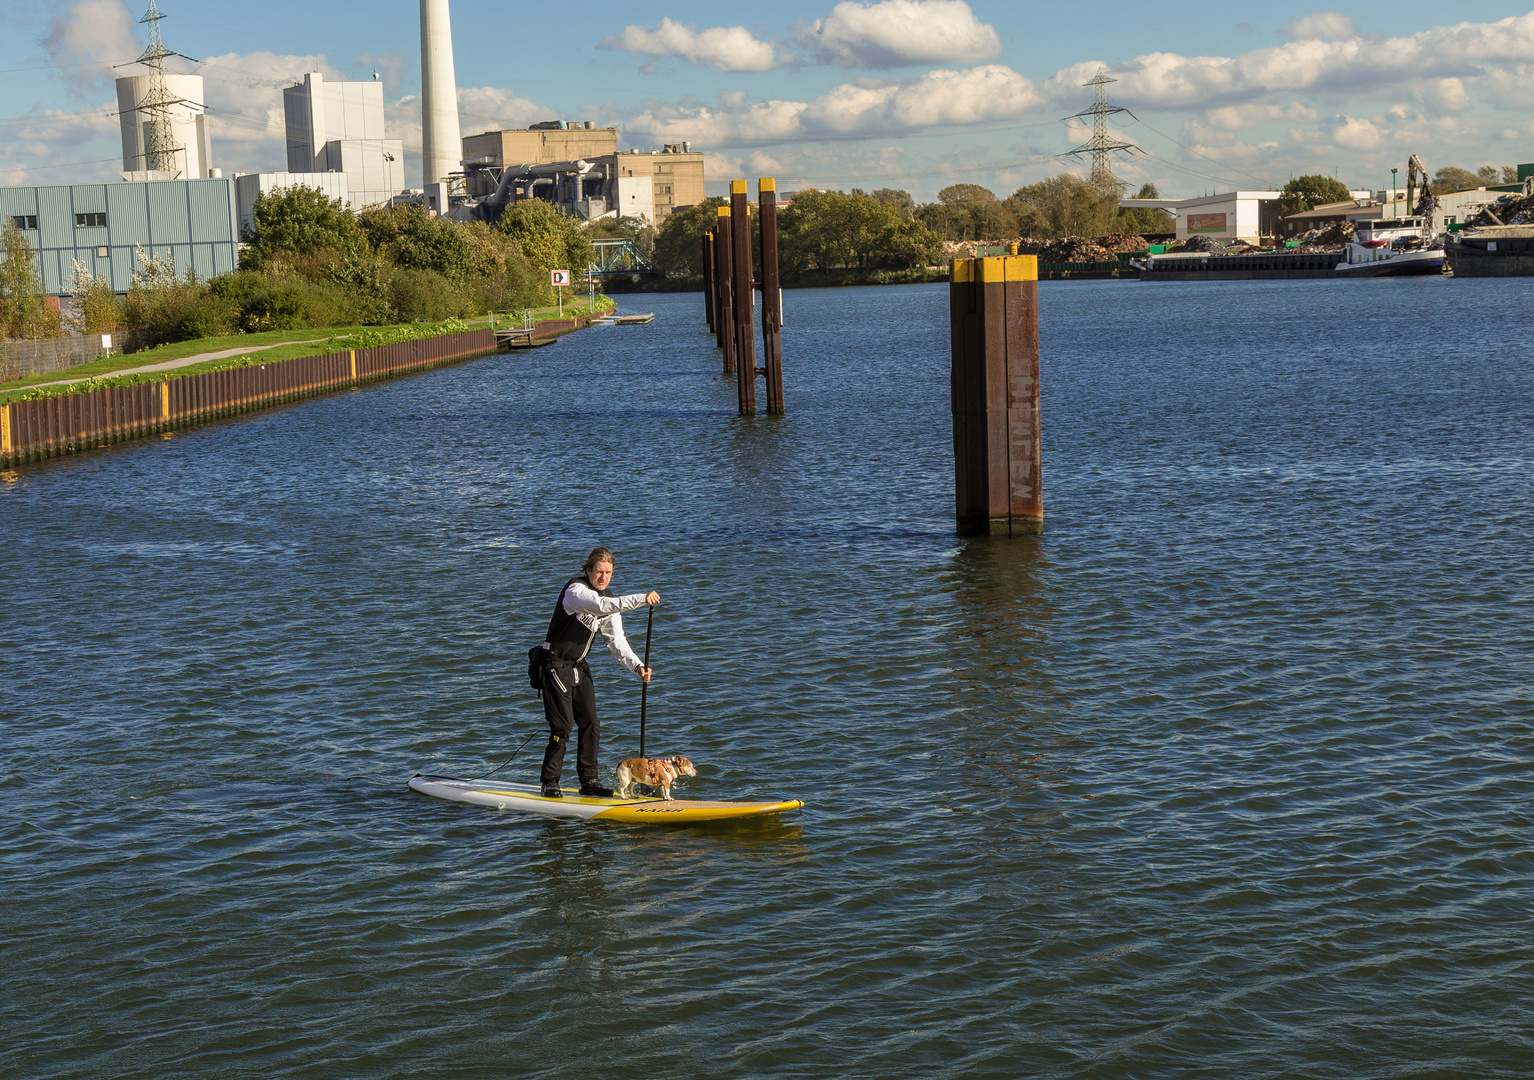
[1165,234,1264,254]
[1465,191,1534,228]
[1285,221,1354,251]
[943,233,1150,264]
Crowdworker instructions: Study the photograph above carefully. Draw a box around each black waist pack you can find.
[527,646,546,689]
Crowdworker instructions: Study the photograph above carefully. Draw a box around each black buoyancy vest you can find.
[543,576,613,663]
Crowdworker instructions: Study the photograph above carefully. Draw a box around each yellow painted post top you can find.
[160,381,170,418]
[730,180,747,195]
[0,403,11,453]
[759,177,776,193]
[952,255,1038,282]
[718,206,731,219]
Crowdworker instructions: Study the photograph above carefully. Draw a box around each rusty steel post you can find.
[715,207,735,373]
[758,178,785,414]
[701,233,715,333]
[713,220,729,351]
[950,255,1042,536]
[730,181,757,416]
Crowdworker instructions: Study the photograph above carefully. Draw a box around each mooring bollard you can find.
[702,233,715,334]
[949,255,1042,536]
[715,207,736,373]
[758,178,784,414]
[730,181,757,416]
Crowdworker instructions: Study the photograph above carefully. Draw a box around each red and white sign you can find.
[550,269,571,286]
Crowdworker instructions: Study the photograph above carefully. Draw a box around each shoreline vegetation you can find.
[1,189,597,361]
[0,295,614,405]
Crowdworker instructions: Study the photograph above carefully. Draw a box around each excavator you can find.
[1405,154,1431,218]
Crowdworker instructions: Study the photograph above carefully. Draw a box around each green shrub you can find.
[497,199,593,282]
[241,187,367,269]
[388,268,466,322]
[360,204,476,282]
[122,282,235,350]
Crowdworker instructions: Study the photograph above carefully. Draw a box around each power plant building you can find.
[116,72,214,180]
[461,122,705,224]
[0,178,239,295]
[282,72,403,211]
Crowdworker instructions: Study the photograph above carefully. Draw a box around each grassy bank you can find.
[1,296,616,405]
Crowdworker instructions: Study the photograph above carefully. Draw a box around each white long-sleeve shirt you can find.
[544,580,649,674]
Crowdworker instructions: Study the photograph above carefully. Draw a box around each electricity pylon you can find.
[1061,69,1140,190]
[136,0,185,175]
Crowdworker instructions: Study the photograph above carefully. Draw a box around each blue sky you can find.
[5,0,1533,201]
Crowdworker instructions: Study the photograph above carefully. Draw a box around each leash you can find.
[639,602,655,757]
[465,731,539,781]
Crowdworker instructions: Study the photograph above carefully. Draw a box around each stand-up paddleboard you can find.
[408,774,803,823]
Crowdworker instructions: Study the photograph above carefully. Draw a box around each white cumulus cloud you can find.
[1203,101,1318,131]
[1041,13,1534,111]
[622,64,1039,145]
[798,0,1001,68]
[598,18,778,72]
[1284,12,1358,40]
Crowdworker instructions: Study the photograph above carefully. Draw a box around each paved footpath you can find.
[32,338,332,390]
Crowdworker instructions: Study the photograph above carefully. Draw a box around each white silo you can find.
[117,71,213,179]
[419,0,463,188]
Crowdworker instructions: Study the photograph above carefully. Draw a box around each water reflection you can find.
[942,535,1063,801]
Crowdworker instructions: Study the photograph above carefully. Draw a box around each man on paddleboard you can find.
[533,546,658,798]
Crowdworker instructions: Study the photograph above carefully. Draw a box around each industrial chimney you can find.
[419,0,462,187]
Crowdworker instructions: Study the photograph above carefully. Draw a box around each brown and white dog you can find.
[614,755,697,800]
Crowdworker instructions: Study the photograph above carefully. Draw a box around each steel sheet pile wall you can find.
[0,328,495,468]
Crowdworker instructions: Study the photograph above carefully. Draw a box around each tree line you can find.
[624,176,1174,280]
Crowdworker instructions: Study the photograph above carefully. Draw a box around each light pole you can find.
[1391,167,1398,220]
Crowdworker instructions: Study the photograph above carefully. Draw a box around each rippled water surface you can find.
[4,279,1533,1078]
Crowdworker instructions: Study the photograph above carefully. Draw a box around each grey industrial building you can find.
[1,178,239,295]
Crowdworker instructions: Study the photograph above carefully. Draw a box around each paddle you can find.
[639,601,655,757]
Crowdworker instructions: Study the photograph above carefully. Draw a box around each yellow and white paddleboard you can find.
[408,774,804,823]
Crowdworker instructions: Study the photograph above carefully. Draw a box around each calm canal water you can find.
[3,278,1532,1078]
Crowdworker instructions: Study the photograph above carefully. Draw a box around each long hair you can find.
[582,546,615,575]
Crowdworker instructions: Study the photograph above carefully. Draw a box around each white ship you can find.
[1334,217,1446,276]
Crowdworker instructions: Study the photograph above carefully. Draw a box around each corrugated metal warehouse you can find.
[0,178,239,295]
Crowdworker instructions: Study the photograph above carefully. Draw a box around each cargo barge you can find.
[1444,226,1534,277]
[1138,251,1344,281]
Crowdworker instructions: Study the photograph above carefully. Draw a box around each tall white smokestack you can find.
[419,0,462,187]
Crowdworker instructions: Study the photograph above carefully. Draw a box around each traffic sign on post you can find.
[551,269,570,317]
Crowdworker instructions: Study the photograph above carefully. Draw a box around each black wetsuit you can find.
[537,576,608,788]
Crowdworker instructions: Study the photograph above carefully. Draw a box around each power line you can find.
[1126,115,1275,189]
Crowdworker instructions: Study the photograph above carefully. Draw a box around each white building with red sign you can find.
[1120,190,1283,244]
